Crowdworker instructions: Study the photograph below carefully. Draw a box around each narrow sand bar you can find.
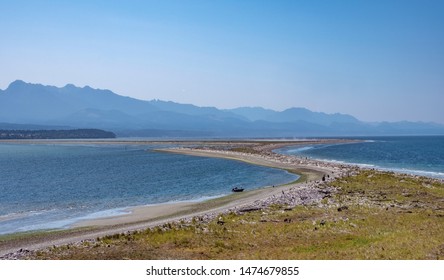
[75,144,338,228]
[0,140,351,257]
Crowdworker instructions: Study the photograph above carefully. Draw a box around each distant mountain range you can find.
[1,80,443,137]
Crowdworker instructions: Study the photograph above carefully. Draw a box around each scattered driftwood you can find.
[238,207,263,213]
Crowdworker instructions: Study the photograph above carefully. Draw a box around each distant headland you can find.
[0,129,116,139]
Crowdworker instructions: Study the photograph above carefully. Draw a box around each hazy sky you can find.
[1,0,443,123]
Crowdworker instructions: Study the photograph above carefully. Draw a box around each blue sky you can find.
[1,0,443,123]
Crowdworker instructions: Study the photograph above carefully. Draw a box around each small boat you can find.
[232,187,244,192]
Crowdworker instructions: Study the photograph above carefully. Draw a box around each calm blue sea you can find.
[0,144,298,235]
[277,136,444,179]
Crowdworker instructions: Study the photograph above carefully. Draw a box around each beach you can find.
[2,138,443,259]
[0,139,352,258]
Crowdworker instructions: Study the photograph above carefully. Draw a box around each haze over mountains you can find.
[1,80,443,137]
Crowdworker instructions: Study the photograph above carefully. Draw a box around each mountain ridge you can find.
[1,80,443,137]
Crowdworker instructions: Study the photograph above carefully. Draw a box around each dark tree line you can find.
[0,129,116,139]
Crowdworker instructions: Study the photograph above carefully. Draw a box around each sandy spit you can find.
[0,141,349,258]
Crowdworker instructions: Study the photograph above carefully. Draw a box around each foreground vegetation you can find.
[27,170,444,259]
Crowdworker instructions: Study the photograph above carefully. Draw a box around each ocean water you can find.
[277,136,444,179]
[0,144,298,235]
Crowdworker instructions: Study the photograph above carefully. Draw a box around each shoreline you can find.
[1,140,346,258]
[2,139,443,259]
[8,138,442,258]
[74,143,344,228]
